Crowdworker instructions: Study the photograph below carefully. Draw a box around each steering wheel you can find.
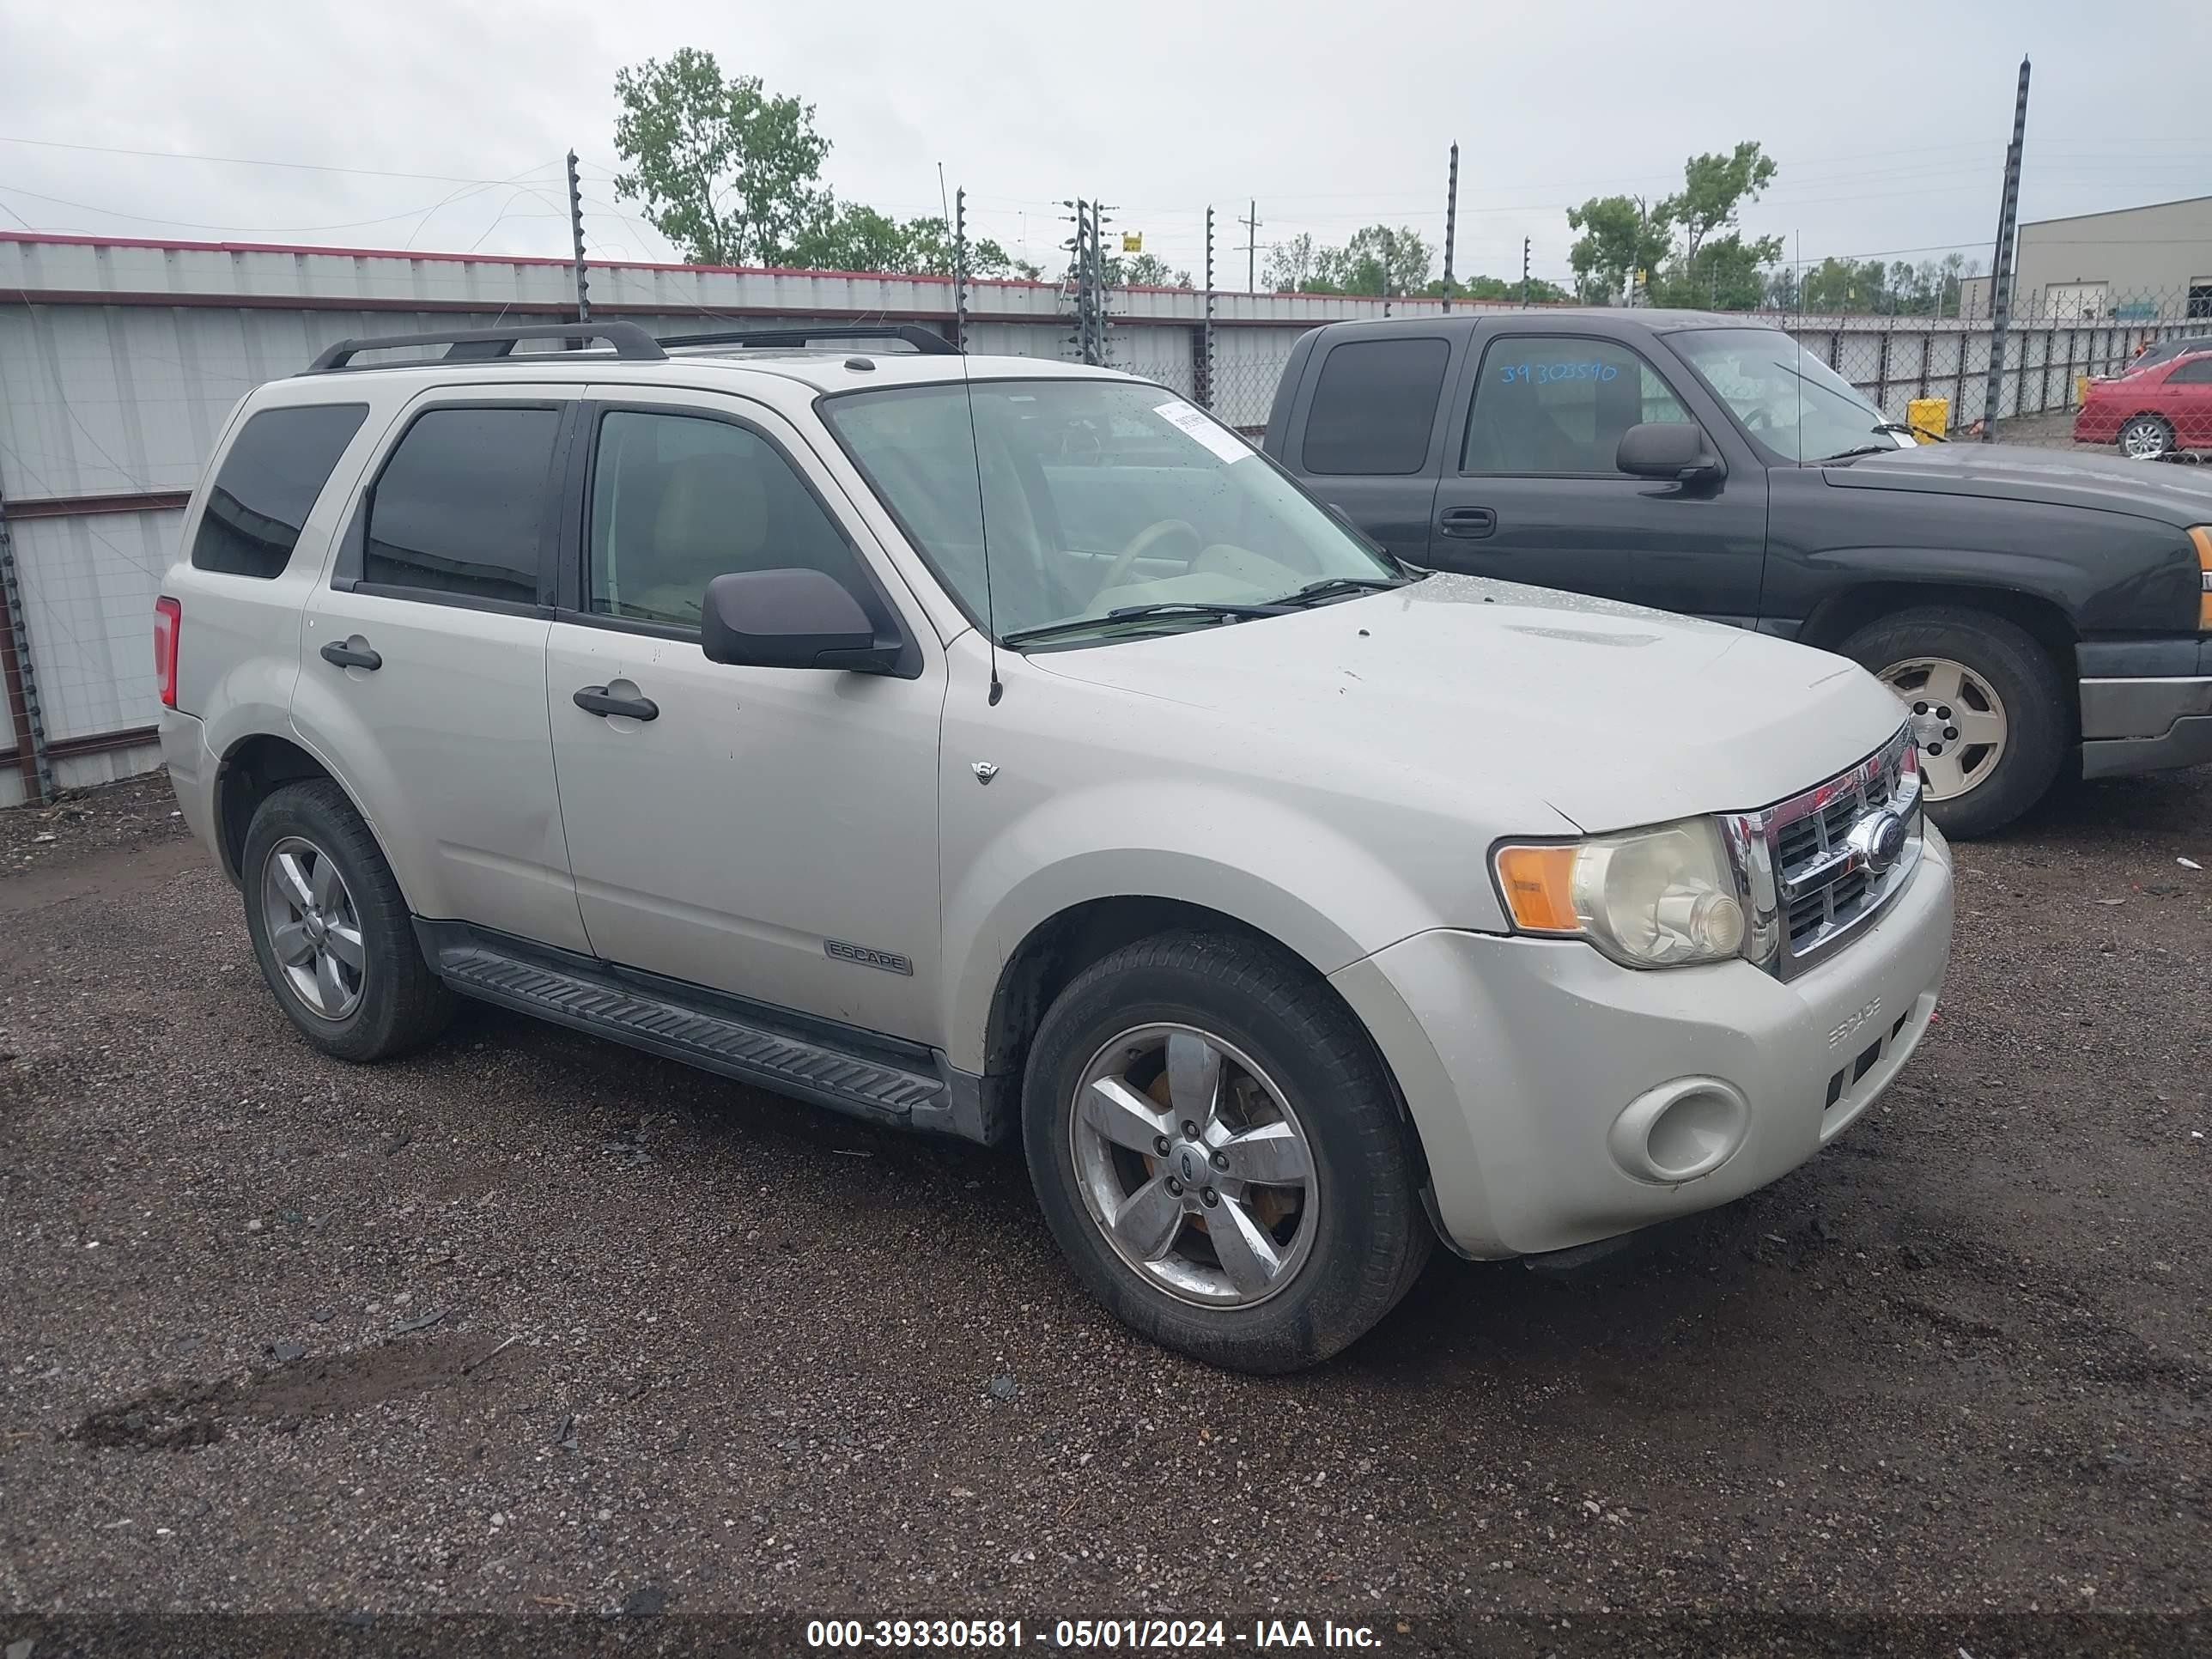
[1743,405,1774,431]
[1092,519,1202,601]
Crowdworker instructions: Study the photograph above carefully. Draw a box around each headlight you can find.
[1493,817,1747,969]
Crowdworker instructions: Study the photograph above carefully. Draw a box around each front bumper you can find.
[1331,827,1954,1259]
[2079,654,2212,779]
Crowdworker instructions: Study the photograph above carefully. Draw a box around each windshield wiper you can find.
[1000,601,1285,647]
[1272,574,1414,608]
[1817,444,1893,463]
[1871,421,1945,444]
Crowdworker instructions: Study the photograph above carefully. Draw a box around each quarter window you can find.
[1463,337,1692,474]
[365,406,562,604]
[1301,337,1449,476]
[586,410,867,629]
[190,404,368,579]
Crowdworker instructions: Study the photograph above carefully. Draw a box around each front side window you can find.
[191,403,368,578]
[365,406,561,604]
[2168,355,2212,385]
[1670,328,1897,464]
[822,378,1401,647]
[1462,337,1691,475]
[587,410,866,629]
[1301,337,1449,476]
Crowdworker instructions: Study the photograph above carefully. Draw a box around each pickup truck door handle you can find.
[1437,505,1498,539]
[319,639,382,671]
[573,684,660,722]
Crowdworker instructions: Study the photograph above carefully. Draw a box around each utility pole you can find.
[952,187,969,352]
[1240,199,1261,294]
[565,149,590,347]
[1979,55,2032,441]
[1092,200,1115,367]
[1062,200,1090,364]
[1441,143,1459,313]
[1522,237,1532,307]
[1198,205,1217,409]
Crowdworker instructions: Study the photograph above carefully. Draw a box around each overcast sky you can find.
[2,0,2208,289]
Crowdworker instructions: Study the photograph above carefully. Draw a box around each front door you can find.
[544,390,945,1041]
[1427,331,1768,625]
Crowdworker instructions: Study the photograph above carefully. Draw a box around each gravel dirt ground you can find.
[2,765,2209,1656]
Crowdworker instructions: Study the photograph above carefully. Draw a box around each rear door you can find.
[1425,327,1769,623]
[1283,332,1458,561]
[292,392,590,953]
[2162,354,2212,447]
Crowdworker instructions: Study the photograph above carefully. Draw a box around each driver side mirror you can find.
[1616,422,1721,482]
[701,568,901,673]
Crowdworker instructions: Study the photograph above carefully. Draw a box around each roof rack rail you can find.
[656,324,960,356]
[302,322,667,374]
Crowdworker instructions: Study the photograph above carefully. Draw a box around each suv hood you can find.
[1823,441,2212,524]
[1027,575,1904,832]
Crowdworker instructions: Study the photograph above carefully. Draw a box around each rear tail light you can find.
[154,596,181,708]
[2193,527,2212,632]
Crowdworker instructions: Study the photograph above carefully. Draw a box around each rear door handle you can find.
[1437,506,1497,539]
[319,639,382,671]
[573,684,660,722]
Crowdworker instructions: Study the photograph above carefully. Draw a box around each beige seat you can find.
[617,455,769,624]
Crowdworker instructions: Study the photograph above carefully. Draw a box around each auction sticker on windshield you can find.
[1152,399,1252,464]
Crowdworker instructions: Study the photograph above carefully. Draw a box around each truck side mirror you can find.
[1617,422,1721,483]
[701,568,901,673]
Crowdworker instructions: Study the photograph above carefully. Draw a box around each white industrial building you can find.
[1963,193,2212,322]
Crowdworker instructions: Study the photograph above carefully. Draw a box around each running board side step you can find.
[430,939,949,1129]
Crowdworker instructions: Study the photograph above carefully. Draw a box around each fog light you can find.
[1607,1078,1750,1184]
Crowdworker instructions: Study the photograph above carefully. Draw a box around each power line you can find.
[0,135,559,188]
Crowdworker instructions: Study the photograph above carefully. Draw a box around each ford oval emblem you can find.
[1855,811,1910,873]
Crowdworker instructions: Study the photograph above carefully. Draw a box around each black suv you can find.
[1264,311,2212,836]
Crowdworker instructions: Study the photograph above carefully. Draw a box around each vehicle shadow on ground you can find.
[1989,763,2209,847]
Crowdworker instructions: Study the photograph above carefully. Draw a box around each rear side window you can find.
[1301,337,1449,476]
[190,404,368,578]
[365,406,562,604]
[2169,356,2212,384]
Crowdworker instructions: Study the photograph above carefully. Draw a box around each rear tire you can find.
[2119,414,2174,459]
[1839,607,2068,838]
[1022,930,1432,1374]
[240,780,453,1062]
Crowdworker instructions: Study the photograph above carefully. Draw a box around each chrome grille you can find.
[1720,725,1923,982]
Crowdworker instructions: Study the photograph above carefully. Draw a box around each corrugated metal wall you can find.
[0,231,2179,807]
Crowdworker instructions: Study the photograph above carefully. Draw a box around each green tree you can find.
[612,48,831,265]
[1116,252,1192,288]
[1262,233,1322,293]
[1431,272,1570,304]
[1670,142,1777,267]
[1565,195,1674,304]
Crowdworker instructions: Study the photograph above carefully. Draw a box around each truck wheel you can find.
[240,780,454,1062]
[1022,930,1432,1374]
[2119,414,2174,459]
[1840,608,2067,838]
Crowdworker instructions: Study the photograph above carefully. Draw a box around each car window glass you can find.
[1302,337,1449,476]
[365,407,561,603]
[1670,328,1889,465]
[587,410,866,629]
[1463,337,1690,474]
[2169,356,2212,385]
[191,404,368,578]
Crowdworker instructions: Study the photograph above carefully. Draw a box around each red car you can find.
[2074,347,2212,459]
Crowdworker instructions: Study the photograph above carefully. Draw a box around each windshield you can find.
[820,378,1400,647]
[1671,327,1905,464]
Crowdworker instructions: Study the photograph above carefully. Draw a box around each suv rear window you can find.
[190,404,368,579]
[1301,337,1449,476]
[365,406,562,605]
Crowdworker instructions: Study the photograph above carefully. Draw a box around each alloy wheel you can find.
[1068,1024,1318,1309]
[261,836,366,1020]
[1878,656,2008,801]
[2121,417,2172,459]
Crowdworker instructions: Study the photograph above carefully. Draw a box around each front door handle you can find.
[573,684,660,722]
[1437,505,1498,539]
[319,638,382,671]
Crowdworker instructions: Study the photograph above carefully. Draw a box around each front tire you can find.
[1022,931,1431,1374]
[2119,414,2174,459]
[1839,607,2068,838]
[240,780,453,1062]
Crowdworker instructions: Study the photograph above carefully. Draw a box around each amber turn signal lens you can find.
[2192,526,2212,631]
[1493,844,1581,933]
